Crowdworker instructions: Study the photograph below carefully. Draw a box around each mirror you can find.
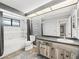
[31,2,78,39]
[41,4,77,38]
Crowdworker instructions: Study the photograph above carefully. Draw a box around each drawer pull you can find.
[51,56,53,58]
[66,55,69,57]
[52,48,54,50]
[61,54,64,56]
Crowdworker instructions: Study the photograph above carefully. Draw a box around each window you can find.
[3,17,11,26]
[2,17,20,27]
[12,19,20,27]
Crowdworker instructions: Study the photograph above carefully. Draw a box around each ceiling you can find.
[0,0,53,13]
[0,0,66,14]
[42,5,75,20]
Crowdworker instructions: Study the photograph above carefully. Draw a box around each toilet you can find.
[25,35,35,51]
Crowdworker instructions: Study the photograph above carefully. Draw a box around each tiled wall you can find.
[4,26,23,40]
[3,19,27,40]
[2,19,27,57]
[1,12,28,57]
[31,16,42,36]
[43,18,57,36]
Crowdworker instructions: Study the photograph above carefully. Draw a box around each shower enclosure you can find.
[0,11,4,56]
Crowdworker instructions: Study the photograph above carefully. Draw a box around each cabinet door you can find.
[40,44,46,56]
[46,45,51,58]
[36,40,40,54]
[64,51,71,59]
[71,52,77,59]
[58,49,64,59]
[51,48,56,59]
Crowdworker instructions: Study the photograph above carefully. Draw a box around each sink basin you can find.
[57,39,74,43]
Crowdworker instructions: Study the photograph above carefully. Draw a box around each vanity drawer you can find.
[64,51,71,59]
[52,42,79,53]
[57,49,64,59]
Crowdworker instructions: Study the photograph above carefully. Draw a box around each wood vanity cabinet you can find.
[36,40,51,58]
[57,49,72,59]
[37,40,79,59]
[53,43,79,59]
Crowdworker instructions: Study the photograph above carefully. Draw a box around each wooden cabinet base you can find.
[36,40,79,59]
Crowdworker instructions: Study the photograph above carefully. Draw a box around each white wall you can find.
[1,12,27,58]
[42,9,77,38]
[43,19,57,36]
[42,17,71,37]
[31,14,72,37]
[30,5,75,37]
[3,13,27,40]
[31,15,42,36]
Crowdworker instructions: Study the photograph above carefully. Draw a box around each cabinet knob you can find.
[61,54,64,56]
[66,55,69,57]
[51,48,54,50]
[51,56,53,58]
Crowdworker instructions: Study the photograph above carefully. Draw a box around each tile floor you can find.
[2,48,48,59]
[11,51,47,59]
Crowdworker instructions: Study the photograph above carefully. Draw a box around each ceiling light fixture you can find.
[51,0,77,10]
[36,7,51,15]
[27,13,37,18]
[27,0,78,18]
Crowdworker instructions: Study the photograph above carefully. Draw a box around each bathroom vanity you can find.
[36,36,79,59]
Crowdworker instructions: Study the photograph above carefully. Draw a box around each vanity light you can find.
[27,7,51,18]
[51,0,77,10]
[36,7,51,15]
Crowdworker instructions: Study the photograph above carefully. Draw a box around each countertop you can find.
[36,36,79,46]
